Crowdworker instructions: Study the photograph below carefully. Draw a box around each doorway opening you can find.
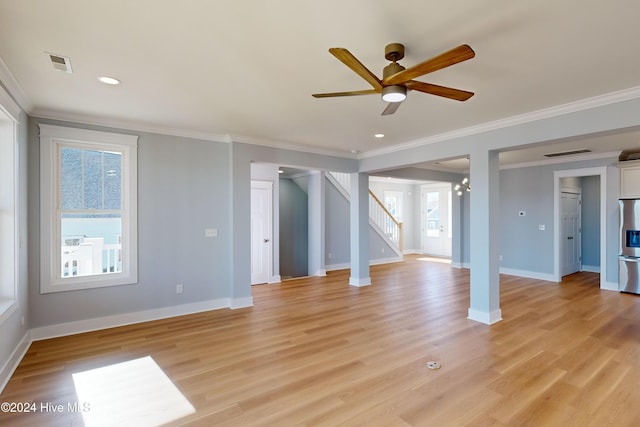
[553,167,610,289]
[420,183,452,257]
[251,180,273,285]
[559,185,582,277]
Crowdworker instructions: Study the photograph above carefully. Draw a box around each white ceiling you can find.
[1,1,640,167]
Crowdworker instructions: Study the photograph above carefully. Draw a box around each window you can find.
[0,86,19,323]
[384,190,403,221]
[40,125,138,293]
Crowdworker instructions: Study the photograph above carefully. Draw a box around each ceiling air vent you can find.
[542,149,591,158]
[47,52,72,73]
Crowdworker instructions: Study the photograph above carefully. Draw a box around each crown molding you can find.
[30,108,358,157]
[0,56,33,113]
[229,133,359,159]
[31,108,232,143]
[0,83,21,122]
[360,86,640,159]
[500,150,621,170]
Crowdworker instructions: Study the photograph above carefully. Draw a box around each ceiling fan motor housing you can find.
[384,43,405,61]
[383,62,405,80]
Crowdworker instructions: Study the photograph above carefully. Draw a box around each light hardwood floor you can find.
[2,256,640,426]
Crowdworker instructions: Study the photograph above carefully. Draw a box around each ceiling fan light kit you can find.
[381,85,407,103]
[313,42,475,115]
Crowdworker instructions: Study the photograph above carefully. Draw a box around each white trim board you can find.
[29,298,235,341]
[0,331,30,394]
[499,268,556,283]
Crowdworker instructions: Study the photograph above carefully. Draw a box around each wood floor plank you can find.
[1,256,640,426]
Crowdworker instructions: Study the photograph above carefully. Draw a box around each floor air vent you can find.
[542,149,591,158]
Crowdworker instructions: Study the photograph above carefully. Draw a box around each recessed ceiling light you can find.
[98,76,120,85]
[278,170,284,174]
[374,133,384,138]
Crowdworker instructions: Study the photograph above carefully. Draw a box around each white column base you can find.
[349,277,371,287]
[467,308,503,325]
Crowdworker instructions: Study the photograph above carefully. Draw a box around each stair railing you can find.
[368,190,403,252]
[328,172,403,253]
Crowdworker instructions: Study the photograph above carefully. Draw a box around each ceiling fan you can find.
[312,43,475,115]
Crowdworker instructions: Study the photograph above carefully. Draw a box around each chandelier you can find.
[454,177,470,196]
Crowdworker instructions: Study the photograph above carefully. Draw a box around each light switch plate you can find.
[205,228,217,237]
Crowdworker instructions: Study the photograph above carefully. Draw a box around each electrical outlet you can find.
[328,252,332,259]
[176,284,183,294]
[499,255,503,261]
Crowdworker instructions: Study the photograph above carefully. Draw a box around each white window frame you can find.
[0,85,20,324]
[383,190,403,221]
[40,125,138,293]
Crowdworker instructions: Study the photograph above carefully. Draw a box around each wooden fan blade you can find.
[382,102,401,115]
[384,44,475,85]
[405,81,474,101]
[312,89,379,98]
[329,48,383,90]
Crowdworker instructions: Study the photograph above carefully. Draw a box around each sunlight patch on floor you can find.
[417,256,452,264]
[72,356,195,426]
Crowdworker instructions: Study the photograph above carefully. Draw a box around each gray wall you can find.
[325,178,351,265]
[279,177,308,278]
[325,178,396,267]
[499,166,556,273]
[582,175,601,268]
[497,157,614,277]
[28,117,233,327]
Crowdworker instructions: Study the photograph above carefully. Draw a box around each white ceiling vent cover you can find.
[47,52,72,73]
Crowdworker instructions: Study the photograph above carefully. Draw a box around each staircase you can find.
[327,172,403,258]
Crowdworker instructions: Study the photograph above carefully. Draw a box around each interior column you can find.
[308,170,326,276]
[349,172,371,286]
[468,148,502,324]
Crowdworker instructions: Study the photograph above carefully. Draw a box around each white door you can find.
[421,183,452,257]
[560,190,581,277]
[251,181,273,285]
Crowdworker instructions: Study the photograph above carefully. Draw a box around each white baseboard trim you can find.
[581,265,601,273]
[601,281,619,292]
[451,262,470,269]
[326,256,403,272]
[268,275,281,284]
[370,256,403,265]
[349,276,371,287]
[30,298,233,342]
[403,249,422,255]
[468,308,503,325]
[230,296,254,309]
[499,267,557,282]
[313,269,327,277]
[0,331,31,394]
[326,262,349,271]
